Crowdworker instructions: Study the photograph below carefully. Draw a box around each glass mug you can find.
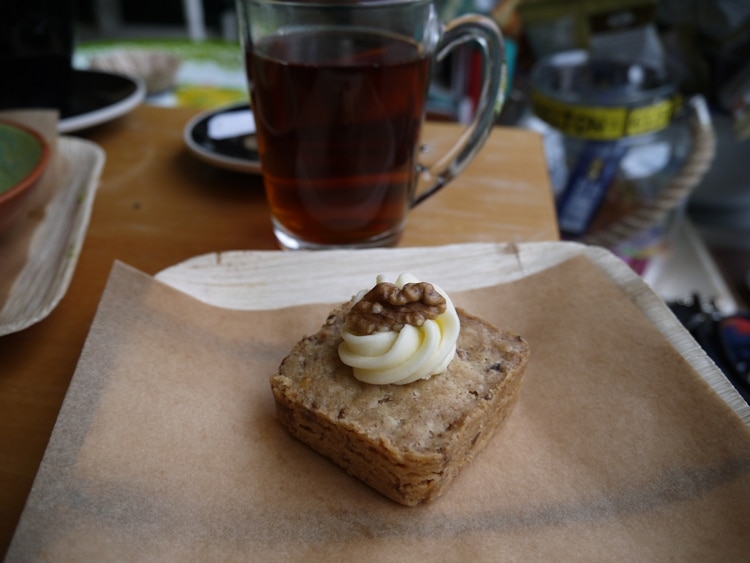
[236,0,506,249]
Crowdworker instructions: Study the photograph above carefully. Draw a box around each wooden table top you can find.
[0,104,558,555]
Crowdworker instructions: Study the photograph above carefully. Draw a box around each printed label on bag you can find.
[531,91,679,141]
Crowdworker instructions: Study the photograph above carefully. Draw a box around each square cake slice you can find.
[270,300,530,506]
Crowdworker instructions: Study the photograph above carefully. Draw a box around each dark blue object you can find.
[556,140,627,238]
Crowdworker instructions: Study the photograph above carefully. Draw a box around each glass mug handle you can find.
[412,14,506,207]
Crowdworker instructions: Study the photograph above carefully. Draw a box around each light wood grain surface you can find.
[0,104,558,556]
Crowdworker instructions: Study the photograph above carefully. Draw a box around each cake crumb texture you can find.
[270,301,530,506]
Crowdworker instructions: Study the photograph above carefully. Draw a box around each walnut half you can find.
[344,281,447,336]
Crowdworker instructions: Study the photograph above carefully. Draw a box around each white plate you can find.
[59,70,146,133]
[0,137,105,335]
[183,102,261,174]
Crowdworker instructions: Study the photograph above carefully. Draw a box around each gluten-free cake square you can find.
[270,275,529,506]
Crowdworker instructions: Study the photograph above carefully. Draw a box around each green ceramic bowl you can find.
[0,120,51,236]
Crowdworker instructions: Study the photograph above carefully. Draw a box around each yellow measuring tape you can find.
[531,91,680,141]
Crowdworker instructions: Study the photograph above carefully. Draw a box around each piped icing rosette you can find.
[338,273,460,385]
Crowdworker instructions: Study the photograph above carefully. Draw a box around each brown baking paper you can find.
[8,255,750,561]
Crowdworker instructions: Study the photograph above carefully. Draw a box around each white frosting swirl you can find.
[338,273,460,385]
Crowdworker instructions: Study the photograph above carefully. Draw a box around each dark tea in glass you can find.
[247,29,432,247]
[237,0,506,249]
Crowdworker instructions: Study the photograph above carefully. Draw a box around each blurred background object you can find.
[514,1,711,274]
[655,0,750,268]
[0,0,76,112]
[75,39,247,108]
[0,120,51,236]
[73,0,245,108]
[488,0,749,309]
[88,49,182,94]
[506,0,749,394]
[77,0,237,42]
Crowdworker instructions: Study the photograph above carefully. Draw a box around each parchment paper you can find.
[8,254,750,561]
